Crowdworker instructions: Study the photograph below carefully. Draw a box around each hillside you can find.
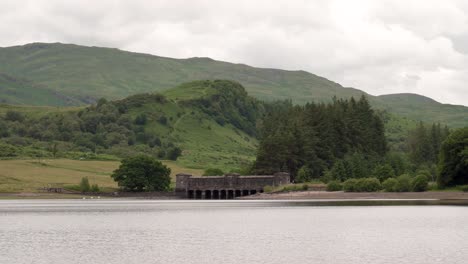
[0,43,364,105]
[0,73,78,106]
[0,80,261,171]
[374,94,468,128]
[0,42,467,127]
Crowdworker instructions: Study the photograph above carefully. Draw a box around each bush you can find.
[166,146,182,161]
[343,178,381,192]
[394,174,412,192]
[382,178,398,192]
[326,181,342,191]
[79,177,91,193]
[296,166,314,183]
[372,164,395,182]
[411,175,429,192]
[357,178,381,192]
[460,185,468,192]
[90,184,100,193]
[158,116,168,125]
[203,168,224,176]
[134,113,147,125]
[5,111,24,122]
[427,182,439,191]
[0,142,19,157]
[343,179,358,192]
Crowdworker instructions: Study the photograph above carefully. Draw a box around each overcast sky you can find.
[1,0,468,106]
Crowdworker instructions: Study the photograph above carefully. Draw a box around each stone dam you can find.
[175,172,290,199]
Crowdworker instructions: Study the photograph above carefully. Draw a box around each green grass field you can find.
[0,159,203,193]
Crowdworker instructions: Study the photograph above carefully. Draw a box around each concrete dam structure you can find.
[175,172,290,199]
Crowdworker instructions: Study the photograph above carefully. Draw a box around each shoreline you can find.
[1,191,468,201]
[243,191,468,200]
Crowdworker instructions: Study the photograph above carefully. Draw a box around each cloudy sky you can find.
[1,0,468,106]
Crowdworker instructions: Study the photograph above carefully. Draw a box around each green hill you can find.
[374,93,468,128]
[0,73,78,106]
[0,80,262,171]
[0,42,467,127]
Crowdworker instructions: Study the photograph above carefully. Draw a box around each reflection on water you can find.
[1,200,467,264]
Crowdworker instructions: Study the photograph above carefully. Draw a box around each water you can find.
[1,200,467,264]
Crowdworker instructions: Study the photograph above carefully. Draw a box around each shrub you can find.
[90,184,100,193]
[79,177,91,193]
[411,175,429,192]
[296,166,313,183]
[427,182,439,191]
[134,113,147,125]
[158,116,168,125]
[460,185,468,192]
[343,179,358,192]
[372,164,395,182]
[343,178,381,192]
[326,181,342,191]
[166,146,182,161]
[382,178,398,192]
[5,111,24,122]
[394,174,412,192]
[0,142,19,157]
[356,178,381,192]
[320,170,333,184]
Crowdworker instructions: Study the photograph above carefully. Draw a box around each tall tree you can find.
[437,127,468,187]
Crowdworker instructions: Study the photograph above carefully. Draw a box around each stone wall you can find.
[175,172,290,199]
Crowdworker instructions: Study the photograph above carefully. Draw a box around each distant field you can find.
[0,159,203,193]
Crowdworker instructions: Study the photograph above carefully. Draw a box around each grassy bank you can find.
[0,159,202,193]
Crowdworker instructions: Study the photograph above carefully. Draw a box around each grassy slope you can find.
[0,103,82,117]
[0,81,258,171]
[375,93,468,128]
[0,73,79,106]
[132,81,258,170]
[0,159,203,193]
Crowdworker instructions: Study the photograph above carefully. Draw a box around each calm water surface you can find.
[0,200,467,264]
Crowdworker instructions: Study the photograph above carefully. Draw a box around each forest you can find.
[253,96,465,189]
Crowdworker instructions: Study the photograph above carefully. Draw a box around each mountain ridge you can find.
[0,42,467,127]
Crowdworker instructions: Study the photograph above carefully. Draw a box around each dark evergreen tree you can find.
[437,127,468,187]
[254,96,387,178]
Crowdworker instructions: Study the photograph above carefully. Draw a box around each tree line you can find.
[0,94,182,160]
[253,95,467,188]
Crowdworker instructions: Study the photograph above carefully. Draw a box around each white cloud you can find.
[0,0,467,105]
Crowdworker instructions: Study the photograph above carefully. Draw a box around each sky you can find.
[1,0,468,106]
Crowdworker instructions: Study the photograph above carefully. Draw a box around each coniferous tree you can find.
[254,96,387,178]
